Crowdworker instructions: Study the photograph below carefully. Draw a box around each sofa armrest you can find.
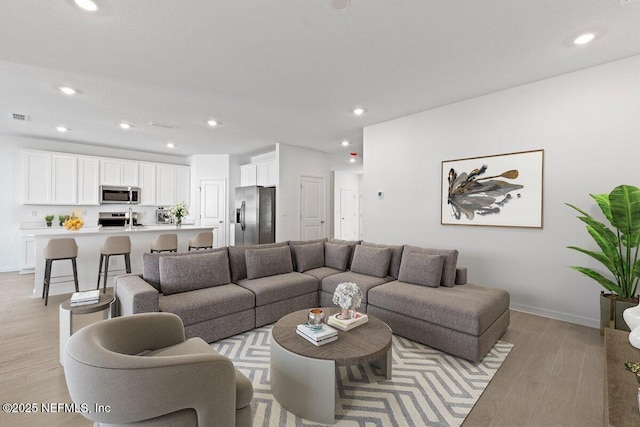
[455,267,467,285]
[114,274,160,316]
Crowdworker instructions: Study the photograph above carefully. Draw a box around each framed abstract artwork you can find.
[441,149,544,228]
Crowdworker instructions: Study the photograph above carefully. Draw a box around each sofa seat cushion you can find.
[303,266,343,282]
[368,281,509,336]
[320,271,392,304]
[145,338,253,410]
[236,272,318,306]
[159,284,255,327]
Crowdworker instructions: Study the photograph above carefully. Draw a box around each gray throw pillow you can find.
[291,242,325,272]
[142,248,226,290]
[245,246,294,279]
[362,241,404,279]
[398,252,444,287]
[159,251,231,295]
[228,241,289,282]
[350,245,391,278]
[403,245,459,287]
[324,242,351,271]
[328,238,360,268]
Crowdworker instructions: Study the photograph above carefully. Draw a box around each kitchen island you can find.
[25,225,214,298]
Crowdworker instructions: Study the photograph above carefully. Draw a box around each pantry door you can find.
[200,179,226,247]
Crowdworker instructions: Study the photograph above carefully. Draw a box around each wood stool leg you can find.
[44,259,52,306]
[102,255,110,293]
[124,253,131,274]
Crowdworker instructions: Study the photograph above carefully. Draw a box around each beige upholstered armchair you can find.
[63,312,253,427]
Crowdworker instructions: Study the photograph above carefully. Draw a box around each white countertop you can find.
[22,224,210,237]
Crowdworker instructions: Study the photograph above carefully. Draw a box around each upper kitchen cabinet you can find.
[138,162,157,205]
[240,164,257,186]
[22,151,77,205]
[100,158,139,186]
[240,160,278,187]
[156,164,190,207]
[77,156,100,205]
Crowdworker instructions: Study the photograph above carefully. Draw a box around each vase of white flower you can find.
[332,282,362,320]
[170,201,189,228]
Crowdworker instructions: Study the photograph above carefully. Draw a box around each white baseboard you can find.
[510,303,599,329]
[0,267,20,273]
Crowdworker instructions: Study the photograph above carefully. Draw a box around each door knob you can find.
[321,220,325,224]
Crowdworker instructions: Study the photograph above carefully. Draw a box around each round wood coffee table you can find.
[270,307,392,424]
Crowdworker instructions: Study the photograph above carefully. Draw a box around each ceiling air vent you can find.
[149,121,178,130]
[12,113,30,121]
[620,0,639,5]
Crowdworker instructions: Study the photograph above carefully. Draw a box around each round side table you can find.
[59,293,116,366]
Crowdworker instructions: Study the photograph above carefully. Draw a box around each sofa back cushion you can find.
[291,242,325,272]
[324,242,351,271]
[245,246,294,279]
[159,251,231,295]
[143,248,226,290]
[403,245,459,287]
[398,252,444,287]
[361,241,404,279]
[228,241,290,282]
[288,238,327,270]
[327,238,360,268]
[350,245,391,278]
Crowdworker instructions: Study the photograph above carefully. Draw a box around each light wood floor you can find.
[0,272,603,427]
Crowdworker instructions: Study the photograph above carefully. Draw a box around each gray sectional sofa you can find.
[115,238,510,362]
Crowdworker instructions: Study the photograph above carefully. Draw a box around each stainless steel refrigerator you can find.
[234,186,276,245]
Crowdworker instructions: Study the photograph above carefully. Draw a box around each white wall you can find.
[363,55,640,328]
[333,171,361,239]
[0,136,189,272]
[276,143,331,242]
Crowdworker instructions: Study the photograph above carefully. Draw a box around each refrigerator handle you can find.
[240,201,246,231]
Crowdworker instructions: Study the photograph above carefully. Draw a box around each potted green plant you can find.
[44,214,54,227]
[567,184,640,333]
[58,214,68,227]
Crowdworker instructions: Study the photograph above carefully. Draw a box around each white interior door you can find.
[200,179,226,247]
[300,176,325,240]
[339,188,357,240]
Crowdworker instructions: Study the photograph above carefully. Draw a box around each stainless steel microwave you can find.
[100,186,141,204]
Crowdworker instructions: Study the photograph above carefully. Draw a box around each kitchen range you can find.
[98,211,140,228]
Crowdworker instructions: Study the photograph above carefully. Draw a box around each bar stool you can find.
[150,234,178,253]
[43,238,79,306]
[188,231,213,251]
[97,236,131,293]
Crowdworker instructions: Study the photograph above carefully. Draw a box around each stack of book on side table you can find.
[296,323,338,346]
[327,312,368,331]
[70,290,100,307]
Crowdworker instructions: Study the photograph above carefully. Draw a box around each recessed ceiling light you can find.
[574,33,595,45]
[349,158,356,163]
[341,140,350,146]
[353,107,365,116]
[207,119,219,127]
[331,0,350,10]
[56,126,69,133]
[166,143,175,148]
[74,0,98,12]
[119,122,132,129]
[59,86,77,95]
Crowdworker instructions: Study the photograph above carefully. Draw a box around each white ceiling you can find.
[1,0,639,169]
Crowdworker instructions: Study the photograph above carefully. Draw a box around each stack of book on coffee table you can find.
[327,312,368,331]
[296,323,338,346]
[70,290,100,307]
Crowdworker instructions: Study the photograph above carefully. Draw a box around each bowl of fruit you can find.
[64,216,84,231]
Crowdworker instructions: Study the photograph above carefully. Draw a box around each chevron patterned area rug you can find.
[211,325,512,427]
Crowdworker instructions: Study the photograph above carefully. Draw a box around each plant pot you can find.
[46,222,52,227]
[600,292,639,335]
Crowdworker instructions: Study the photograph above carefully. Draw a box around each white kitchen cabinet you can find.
[156,165,190,207]
[240,164,257,186]
[22,151,77,205]
[51,154,77,204]
[100,158,139,186]
[20,236,36,273]
[22,151,51,204]
[77,156,100,205]
[138,162,157,205]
